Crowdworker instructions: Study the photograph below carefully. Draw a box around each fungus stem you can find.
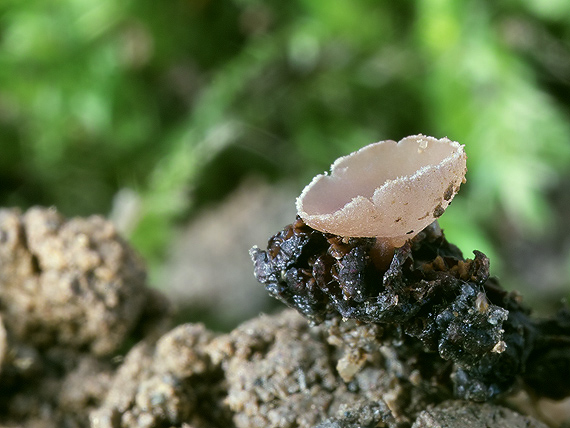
[369,237,402,271]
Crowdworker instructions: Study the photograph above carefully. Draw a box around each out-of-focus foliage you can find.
[1,0,570,295]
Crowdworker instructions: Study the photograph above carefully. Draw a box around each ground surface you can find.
[0,207,560,427]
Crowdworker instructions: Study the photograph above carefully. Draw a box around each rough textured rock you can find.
[90,323,228,428]
[92,309,450,428]
[411,401,550,428]
[92,308,555,428]
[220,311,391,428]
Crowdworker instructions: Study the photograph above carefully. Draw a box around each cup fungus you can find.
[251,134,570,403]
[296,135,466,266]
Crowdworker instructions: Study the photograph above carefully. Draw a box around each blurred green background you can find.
[1,0,570,325]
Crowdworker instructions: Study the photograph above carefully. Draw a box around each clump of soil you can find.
[0,207,169,356]
[0,207,170,427]
[410,401,549,428]
[0,207,555,427]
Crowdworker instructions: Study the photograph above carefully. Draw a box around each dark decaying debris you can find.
[250,217,570,402]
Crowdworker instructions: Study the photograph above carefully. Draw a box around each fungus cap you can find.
[296,135,467,246]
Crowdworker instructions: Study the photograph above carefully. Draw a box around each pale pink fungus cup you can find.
[296,135,467,268]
